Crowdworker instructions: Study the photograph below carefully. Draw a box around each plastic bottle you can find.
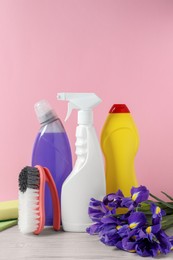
[31,100,72,226]
[101,104,139,197]
[57,93,106,232]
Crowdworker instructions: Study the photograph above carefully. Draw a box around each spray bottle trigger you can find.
[65,102,78,121]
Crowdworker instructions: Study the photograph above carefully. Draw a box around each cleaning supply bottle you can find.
[57,93,106,232]
[31,100,72,226]
[101,104,139,197]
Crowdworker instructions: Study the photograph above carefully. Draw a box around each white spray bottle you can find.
[57,93,106,232]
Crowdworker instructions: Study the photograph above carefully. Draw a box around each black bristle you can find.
[27,167,40,190]
[18,166,40,193]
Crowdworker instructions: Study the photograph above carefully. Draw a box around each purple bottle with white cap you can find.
[31,100,72,226]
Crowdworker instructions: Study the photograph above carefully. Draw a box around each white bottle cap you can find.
[34,100,57,124]
[78,110,93,125]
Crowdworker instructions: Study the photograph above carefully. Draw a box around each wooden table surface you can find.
[0,226,173,260]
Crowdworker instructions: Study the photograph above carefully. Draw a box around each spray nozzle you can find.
[57,93,101,124]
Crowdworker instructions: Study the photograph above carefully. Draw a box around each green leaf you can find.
[161,191,173,201]
[149,193,173,209]
[161,215,173,230]
[146,201,173,213]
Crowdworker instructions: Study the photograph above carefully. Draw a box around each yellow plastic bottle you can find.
[101,104,139,197]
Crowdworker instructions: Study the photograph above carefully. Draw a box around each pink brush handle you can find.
[44,167,61,231]
[34,165,46,235]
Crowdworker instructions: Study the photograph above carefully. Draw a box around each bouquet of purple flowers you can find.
[87,186,173,257]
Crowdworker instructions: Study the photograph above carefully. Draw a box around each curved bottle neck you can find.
[40,116,58,126]
[78,110,93,125]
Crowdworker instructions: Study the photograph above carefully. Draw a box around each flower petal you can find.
[151,203,166,218]
[157,230,172,254]
[99,223,117,236]
[86,222,103,235]
[136,239,160,257]
[145,224,161,235]
[131,186,149,204]
[128,212,147,230]
[103,190,124,208]
[100,233,120,246]
[101,216,120,224]
[121,197,134,209]
[88,198,109,222]
[122,238,137,253]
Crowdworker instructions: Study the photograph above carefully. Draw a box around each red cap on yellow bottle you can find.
[109,104,130,113]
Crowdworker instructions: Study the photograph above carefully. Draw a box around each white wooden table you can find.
[0,226,173,260]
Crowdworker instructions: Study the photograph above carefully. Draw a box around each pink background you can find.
[0,0,173,201]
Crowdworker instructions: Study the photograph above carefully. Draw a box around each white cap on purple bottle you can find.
[34,100,57,124]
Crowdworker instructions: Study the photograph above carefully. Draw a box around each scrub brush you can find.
[18,165,60,235]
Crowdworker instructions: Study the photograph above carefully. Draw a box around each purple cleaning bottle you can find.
[32,100,72,226]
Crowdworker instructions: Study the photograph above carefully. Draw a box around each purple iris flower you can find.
[121,225,160,256]
[135,239,160,257]
[99,217,121,246]
[86,222,103,235]
[100,232,122,247]
[150,203,166,225]
[169,236,173,250]
[87,198,110,235]
[87,186,173,257]
[131,186,149,204]
[135,229,172,257]
[99,216,129,247]
[99,212,147,249]
[156,230,172,254]
[117,212,146,252]
[103,190,124,210]
[134,224,172,256]
[120,229,138,253]
[86,218,105,235]
[88,198,109,222]
[121,197,134,210]
[122,186,149,210]
[138,224,161,241]
[115,211,170,257]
